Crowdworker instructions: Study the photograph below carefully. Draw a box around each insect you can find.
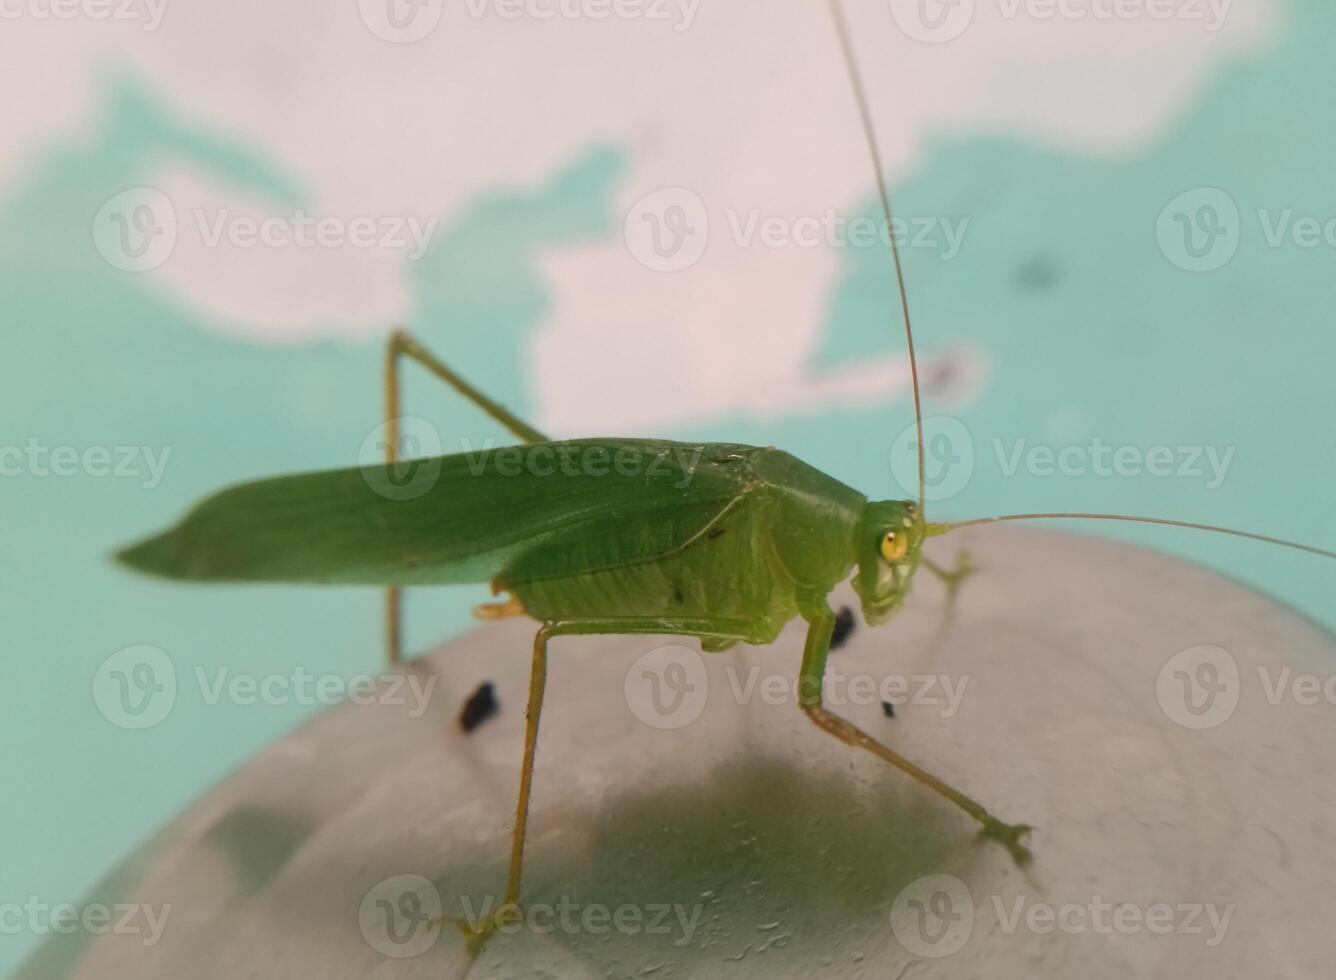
[115,0,1336,957]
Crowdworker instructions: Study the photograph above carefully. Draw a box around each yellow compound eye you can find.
[881,531,909,562]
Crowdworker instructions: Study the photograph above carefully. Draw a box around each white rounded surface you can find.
[21,528,1336,979]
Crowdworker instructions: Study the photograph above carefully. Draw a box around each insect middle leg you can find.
[796,602,1032,865]
[381,328,550,663]
[455,616,755,956]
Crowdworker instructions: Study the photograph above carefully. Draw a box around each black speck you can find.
[459,682,500,733]
[830,607,856,650]
[1014,254,1061,292]
[707,526,727,540]
[882,701,896,719]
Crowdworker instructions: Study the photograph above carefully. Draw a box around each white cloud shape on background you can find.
[1,0,1277,428]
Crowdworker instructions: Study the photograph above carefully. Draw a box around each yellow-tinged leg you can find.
[436,623,552,961]
[474,595,527,621]
[381,328,549,664]
[797,602,1032,865]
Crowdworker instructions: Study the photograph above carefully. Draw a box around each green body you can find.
[118,438,924,637]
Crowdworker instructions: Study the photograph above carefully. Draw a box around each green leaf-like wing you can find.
[116,440,763,587]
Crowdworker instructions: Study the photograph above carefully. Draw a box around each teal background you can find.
[4,6,1335,976]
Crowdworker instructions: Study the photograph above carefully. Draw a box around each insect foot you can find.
[928,548,979,610]
[428,902,521,961]
[980,819,1034,868]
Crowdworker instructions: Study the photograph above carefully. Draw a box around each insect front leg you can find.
[795,600,1032,866]
[382,328,550,663]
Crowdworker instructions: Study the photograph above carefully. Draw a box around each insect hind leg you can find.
[382,328,549,663]
[797,601,1032,866]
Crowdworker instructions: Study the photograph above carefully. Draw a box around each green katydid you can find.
[115,0,1336,952]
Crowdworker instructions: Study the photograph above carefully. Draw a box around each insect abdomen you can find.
[508,490,798,643]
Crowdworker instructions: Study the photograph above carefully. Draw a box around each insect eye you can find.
[881,531,909,562]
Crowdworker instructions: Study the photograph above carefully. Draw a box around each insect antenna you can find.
[826,0,925,512]
[930,512,1336,560]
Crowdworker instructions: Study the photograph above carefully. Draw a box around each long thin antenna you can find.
[934,512,1336,560]
[827,0,925,511]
